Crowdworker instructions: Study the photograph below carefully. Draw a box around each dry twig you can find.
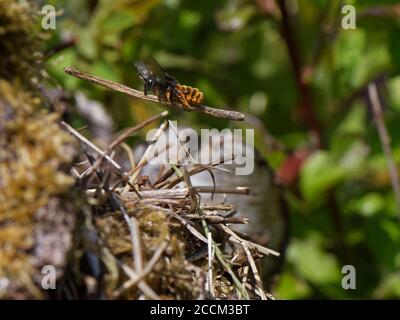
[219,224,280,257]
[113,241,168,297]
[368,83,400,221]
[242,242,267,300]
[61,121,122,171]
[207,231,215,298]
[64,66,245,121]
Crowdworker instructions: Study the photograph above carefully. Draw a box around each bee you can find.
[134,58,203,111]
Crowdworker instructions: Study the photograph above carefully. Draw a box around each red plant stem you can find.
[277,0,323,149]
[276,0,343,238]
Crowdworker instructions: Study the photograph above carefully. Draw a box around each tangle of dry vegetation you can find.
[61,113,279,300]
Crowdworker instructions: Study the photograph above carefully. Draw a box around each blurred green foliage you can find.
[43,0,400,299]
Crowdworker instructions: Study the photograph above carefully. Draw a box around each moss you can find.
[0,0,41,84]
[95,207,202,299]
[0,0,78,298]
[0,79,77,298]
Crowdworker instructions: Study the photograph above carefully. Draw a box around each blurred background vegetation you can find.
[41,0,400,299]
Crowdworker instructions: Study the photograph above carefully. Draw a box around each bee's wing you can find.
[145,58,166,76]
[134,57,166,80]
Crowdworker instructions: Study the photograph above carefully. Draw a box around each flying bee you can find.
[134,58,203,111]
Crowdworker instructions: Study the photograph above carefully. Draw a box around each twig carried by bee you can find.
[64,66,245,121]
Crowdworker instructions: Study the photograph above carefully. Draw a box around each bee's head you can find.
[134,60,152,82]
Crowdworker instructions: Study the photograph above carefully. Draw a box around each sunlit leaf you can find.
[300,151,345,202]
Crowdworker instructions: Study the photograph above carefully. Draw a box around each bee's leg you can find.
[143,82,151,96]
[176,91,191,111]
[165,90,172,104]
[193,91,203,105]
[182,86,192,102]
[153,87,164,102]
[198,92,204,104]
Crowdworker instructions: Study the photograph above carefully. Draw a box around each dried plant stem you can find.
[113,241,168,297]
[171,212,208,243]
[200,204,234,211]
[207,231,215,298]
[129,217,143,272]
[61,121,122,171]
[196,209,249,299]
[109,111,168,150]
[87,111,167,178]
[220,224,280,257]
[64,66,245,121]
[160,157,233,189]
[242,265,249,289]
[168,120,197,164]
[121,142,136,169]
[126,121,168,189]
[84,111,166,178]
[119,263,159,299]
[195,186,249,195]
[213,243,249,299]
[245,283,276,300]
[183,214,249,225]
[127,198,187,207]
[242,243,267,300]
[87,186,249,199]
[119,206,158,299]
[368,83,400,220]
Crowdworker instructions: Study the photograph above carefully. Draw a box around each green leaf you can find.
[77,29,98,60]
[91,60,121,83]
[275,272,311,299]
[389,26,400,75]
[374,272,400,299]
[388,76,400,112]
[101,10,136,32]
[366,219,400,269]
[333,29,366,97]
[300,151,345,202]
[336,103,366,136]
[288,239,341,285]
[346,192,385,217]
[179,9,202,30]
